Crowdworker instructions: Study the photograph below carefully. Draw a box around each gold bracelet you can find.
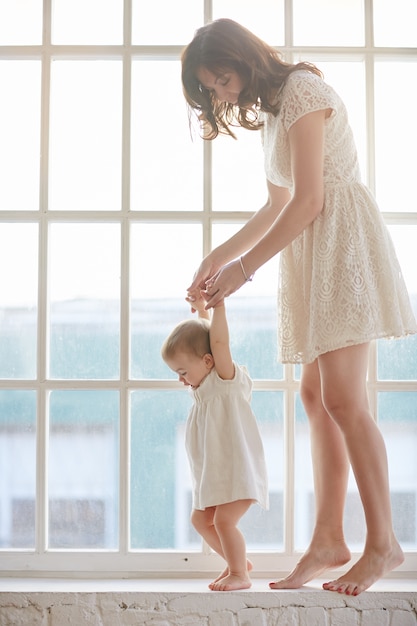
[239,256,254,282]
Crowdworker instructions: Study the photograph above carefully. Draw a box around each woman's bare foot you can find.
[269,542,351,590]
[209,560,253,589]
[322,539,404,596]
[210,573,252,591]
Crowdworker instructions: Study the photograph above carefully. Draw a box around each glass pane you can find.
[131,60,203,211]
[212,125,266,212]
[0,61,41,211]
[293,0,364,46]
[244,391,284,550]
[48,390,119,549]
[212,0,285,46]
[130,389,283,550]
[374,61,417,212]
[49,60,122,211]
[0,223,38,379]
[377,225,417,380]
[373,0,417,47]
[130,390,191,549]
[378,392,417,550]
[52,0,122,44]
[295,394,314,550]
[0,0,42,44]
[132,0,202,44]
[212,224,283,380]
[295,394,366,551]
[130,223,202,379]
[300,61,367,181]
[49,223,120,379]
[0,391,36,549]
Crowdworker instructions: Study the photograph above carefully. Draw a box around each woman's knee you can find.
[299,376,328,423]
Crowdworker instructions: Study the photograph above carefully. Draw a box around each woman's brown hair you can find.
[181,18,322,139]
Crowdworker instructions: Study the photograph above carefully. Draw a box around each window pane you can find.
[212,125,266,212]
[130,223,202,379]
[293,0,364,46]
[244,391,284,550]
[130,390,283,550]
[0,224,38,379]
[49,61,122,211]
[52,0,122,44]
[377,225,417,380]
[0,391,36,549]
[130,390,191,549]
[374,61,417,212]
[378,392,417,549]
[0,61,41,211]
[48,390,119,549]
[49,223,120,379]
[212,0,285,45]
[131,60,203,211]
[0,0,42,44]
[212,224,283,380]
[295,395,314,550]
[132,0,202,44]
[373,0,417,47]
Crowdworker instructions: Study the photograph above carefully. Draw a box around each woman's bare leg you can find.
[270,359,351,589]
[318,344,403,595]
[271,344,403,594]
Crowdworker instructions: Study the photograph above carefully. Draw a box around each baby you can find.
[161,292,268,591]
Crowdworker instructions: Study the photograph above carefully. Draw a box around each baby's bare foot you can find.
[269,543,351,590]
[323,540,404,596]
[210,573,252,591]
[209,560,253,589]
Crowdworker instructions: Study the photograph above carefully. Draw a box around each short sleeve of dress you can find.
[280,71,339,132]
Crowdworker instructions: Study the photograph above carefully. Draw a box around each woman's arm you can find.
[202,108,327,308]
[188,183,290,294]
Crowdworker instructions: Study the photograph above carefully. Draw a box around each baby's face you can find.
[165,351,213,389]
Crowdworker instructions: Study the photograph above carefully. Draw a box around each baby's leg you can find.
[191,506,224,557]
[191,507,252,588]
[210,499,253,591]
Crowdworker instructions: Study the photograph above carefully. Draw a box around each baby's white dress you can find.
[185,363,269,511]
[259,70,417,364]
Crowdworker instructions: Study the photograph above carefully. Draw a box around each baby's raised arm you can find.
[208,302,235,381]
[186,291,234,380]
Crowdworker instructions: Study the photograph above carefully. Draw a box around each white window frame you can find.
[0,0,416,577]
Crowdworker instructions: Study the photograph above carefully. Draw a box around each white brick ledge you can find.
[0,578,416,625]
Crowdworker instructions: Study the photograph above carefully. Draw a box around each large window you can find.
[0,0,416,576]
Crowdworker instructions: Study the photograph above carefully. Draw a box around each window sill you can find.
[0,578,416,625]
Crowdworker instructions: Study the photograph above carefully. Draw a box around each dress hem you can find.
[279,328,417,365]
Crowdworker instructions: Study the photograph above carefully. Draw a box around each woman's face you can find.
[197,67,243,105]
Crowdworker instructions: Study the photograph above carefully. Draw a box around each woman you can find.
[182,18,417,595]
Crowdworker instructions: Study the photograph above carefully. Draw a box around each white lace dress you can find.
[186,363,269,511]
[259,70,417,364]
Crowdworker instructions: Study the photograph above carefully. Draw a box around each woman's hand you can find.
[202,259,247,309]
[188,254,222,294]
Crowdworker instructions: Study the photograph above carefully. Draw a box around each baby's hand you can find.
[185,290,207,315]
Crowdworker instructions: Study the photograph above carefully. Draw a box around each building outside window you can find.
[0,0,416,577]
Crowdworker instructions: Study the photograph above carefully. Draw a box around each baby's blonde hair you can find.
[161,318,211,361]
